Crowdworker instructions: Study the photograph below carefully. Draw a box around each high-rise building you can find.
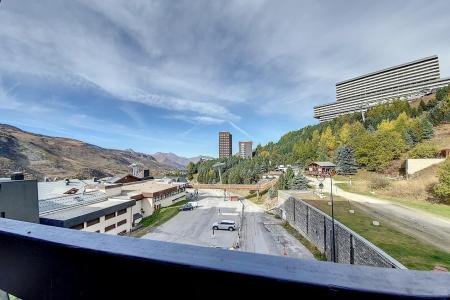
[219,131,232,158]
[239,141,253,159]
[314,56,450,122]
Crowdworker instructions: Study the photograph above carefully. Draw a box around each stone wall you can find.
[276,191,405,269]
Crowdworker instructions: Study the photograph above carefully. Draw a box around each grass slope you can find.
[300,193,450,270]
[131,199,187,238]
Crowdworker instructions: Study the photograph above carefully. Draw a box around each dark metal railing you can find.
[0,218,449,299]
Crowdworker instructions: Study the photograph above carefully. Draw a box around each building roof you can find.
[336,55,438,86]
[312,161,336,167]
[101,174,140,184]
[38,179,95,200]
[39,190,108,215]
[121,180,185,198]
[39,198,135,228]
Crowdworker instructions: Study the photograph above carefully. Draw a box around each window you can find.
[117,219,127,226]
[105,224,116,232]
[117,208,127,216]
[86,218,100,227]
[71,223,84,230]
[105,212,116,220]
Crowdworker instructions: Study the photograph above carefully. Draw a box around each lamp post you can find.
[213,162,226,201]
[329,169,337,263]
[316,170,337,263]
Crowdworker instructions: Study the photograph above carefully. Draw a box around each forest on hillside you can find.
[189,85,450,202]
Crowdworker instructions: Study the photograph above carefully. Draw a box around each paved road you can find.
[143,189,314,259]
[241,199,314,259]
[308,177,450,252]
[142,189,240,248]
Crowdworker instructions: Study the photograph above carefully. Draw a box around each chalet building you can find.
[306,161,336,176]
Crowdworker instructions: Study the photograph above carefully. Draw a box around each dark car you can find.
[179,203,194,211]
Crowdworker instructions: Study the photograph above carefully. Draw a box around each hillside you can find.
[152,152,214,169]
[0,124,172,180]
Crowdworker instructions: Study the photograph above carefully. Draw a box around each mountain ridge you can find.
[0,124,172,180]
[152,152,214,169]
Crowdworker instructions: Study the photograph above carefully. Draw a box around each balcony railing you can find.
[0,218,449,299]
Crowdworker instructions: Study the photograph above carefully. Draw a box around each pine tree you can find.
[404,129,418,148]
[290,174,309,190]
[285,167,295,187]
[276,174,287,190]
[421,119,434,139]
[418,99,427,113]
[335,146,358,175]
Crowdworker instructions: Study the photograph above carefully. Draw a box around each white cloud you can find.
[1,0,450,126]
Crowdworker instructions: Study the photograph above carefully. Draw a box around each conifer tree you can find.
[335,146,358,175]
[290,173,309,190]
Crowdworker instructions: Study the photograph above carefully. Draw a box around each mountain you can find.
[152,152,214,169]
[0,124,172,180]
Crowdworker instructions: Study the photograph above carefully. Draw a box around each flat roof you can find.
[122,180,185,195]
[39,190,108,214]
[38,179,95,200]
[336,55,438,86]
[39,198,135,228]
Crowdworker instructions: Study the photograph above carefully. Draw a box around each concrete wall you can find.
[276,191,405,269]
[0,180,39,223]
[406,158,445,175]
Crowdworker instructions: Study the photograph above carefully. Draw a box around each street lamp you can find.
[213,162,226,201]
[316,170,337,263]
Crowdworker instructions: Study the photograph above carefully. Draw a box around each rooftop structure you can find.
[314,56,450,122]
[0,177,39,223]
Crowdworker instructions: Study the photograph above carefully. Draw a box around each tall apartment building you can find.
[239,141,253,159]
[314,56,450,122]
[219,131,232,158]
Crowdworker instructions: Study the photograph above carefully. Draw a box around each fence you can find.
[275,191,405,269]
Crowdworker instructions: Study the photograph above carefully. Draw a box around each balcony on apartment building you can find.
[0,218,449,299]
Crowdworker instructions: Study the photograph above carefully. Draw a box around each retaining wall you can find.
[276,190,405,269]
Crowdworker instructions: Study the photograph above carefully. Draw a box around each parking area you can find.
[142,189,241,249]
[142,189,314,259]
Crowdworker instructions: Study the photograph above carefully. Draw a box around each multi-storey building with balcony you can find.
[314,56,450,122]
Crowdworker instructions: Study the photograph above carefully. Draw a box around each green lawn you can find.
[131,199,188,238]
[302,195,450,270]
[335,182,450,220]
[245,190,268,205]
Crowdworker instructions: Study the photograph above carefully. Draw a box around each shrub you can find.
[368,176,391,190]
[409,143,439,159]
[433,159,450,203]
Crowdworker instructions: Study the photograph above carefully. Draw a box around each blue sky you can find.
[1,0,450,157]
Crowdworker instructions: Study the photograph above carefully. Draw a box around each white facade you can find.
[314,56,450,122]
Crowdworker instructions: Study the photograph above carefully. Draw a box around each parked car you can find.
[179,203,194,211]
[212,220,236,231]
[188,201,199,208]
